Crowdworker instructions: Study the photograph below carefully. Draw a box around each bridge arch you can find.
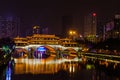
[64,48,77,53]
[15,45,80,58]
[33,45,56,58]
[44,45,56,53]
[13,48,28,58]
[63,48,77,55]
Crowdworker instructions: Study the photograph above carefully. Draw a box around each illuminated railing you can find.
[83,52,120,63]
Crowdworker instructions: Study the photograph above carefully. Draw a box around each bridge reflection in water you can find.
[14,57,81,74]
[1,56,120,80]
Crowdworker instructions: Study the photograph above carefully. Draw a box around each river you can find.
[0,57,120,80]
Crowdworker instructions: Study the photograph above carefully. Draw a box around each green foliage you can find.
[0,37,15,53]
[2,45,9,52]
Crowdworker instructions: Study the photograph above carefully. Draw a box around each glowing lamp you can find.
[92,13,96,16]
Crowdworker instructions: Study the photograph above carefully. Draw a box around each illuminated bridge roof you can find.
[14,34,78,47]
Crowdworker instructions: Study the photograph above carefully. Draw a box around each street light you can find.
[69,30,76,39]
[69,30,76,35]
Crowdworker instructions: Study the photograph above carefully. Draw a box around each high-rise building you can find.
[0,16,20,38]
[83,13,97,42]
[103,20,114,39]
[103,14,120,39]
[62,16,73,38]
[83,13,97,37]
[114,15,120,36]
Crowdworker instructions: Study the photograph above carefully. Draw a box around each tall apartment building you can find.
[104,15,120,39]
[83,13,97,42]
[114,15,120,38]
[0,16,20,38]
[103,20,114,39]
[83,13,97,37]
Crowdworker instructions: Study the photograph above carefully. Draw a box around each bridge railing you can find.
[82,52,120,63]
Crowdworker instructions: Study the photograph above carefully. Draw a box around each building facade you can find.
[83,13,97,42]
[103,14,120,39]
[0,16,20,38]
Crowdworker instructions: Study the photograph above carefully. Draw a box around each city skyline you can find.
[0,0,120,37]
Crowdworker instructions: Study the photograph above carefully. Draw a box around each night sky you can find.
[0,0,120,37]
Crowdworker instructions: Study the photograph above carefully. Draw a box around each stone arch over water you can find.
[13,48,28,58]
[62,48,77,58]
[34,45,56,58]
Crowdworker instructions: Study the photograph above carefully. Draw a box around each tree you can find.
[0,37,15,53]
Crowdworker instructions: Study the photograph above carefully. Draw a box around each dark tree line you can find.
[92,38,120,51]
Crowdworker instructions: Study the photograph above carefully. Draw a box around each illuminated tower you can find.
[83,13,97,42]
[83,13,97,37]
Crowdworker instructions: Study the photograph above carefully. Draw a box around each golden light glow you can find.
[14,58,81,74]
[69,31,73,35]
[69,30,76,35]
[33,26,39,29]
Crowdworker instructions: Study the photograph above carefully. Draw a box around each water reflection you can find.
[6,62,12,80]
[14,58,79,74]
[1,58,120,80]
[0,60,14,80]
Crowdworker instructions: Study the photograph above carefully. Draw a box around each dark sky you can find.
[0,0,120,36]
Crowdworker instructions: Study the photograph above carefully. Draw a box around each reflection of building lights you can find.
[6,62,12,80]
[69,66,72,72]
[69,65,75,73]
[116,31,119,34]
[14,58,82,74]
[73,66,75,72]
[86,64,95,70]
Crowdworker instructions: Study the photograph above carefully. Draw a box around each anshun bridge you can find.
[13,34,80,58]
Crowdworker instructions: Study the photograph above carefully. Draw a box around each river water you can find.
[0,58,120,80]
